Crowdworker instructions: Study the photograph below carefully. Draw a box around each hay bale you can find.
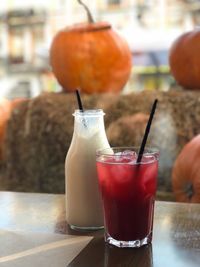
[2,93,77,192]
[107,113,149,146]
[2,92,117,193]
[2,90,200,195]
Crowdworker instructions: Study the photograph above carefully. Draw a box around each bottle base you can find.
[105,232,152,248]
[70,224,104,232]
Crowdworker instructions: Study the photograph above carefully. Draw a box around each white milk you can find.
[65,109,110,230]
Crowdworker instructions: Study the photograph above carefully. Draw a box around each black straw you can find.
[137,99,158,163]
[75,89,84,111]
[75,89,87,128]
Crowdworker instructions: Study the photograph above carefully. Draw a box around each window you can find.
[108,0,121,6]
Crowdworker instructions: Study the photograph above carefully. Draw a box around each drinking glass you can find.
[96,147,159,248]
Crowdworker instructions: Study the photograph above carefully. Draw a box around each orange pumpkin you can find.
[0,98,26,159]
[50,1,132,94]
[0,98,11,158]
[172,135,200,203]
[11,98,27,110]
[169,28,200,89]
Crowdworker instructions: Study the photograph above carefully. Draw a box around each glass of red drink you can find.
[96,147,159,248]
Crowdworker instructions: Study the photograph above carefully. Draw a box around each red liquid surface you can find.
[97,155,158,241]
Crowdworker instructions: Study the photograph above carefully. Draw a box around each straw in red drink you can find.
[137,99,158,163]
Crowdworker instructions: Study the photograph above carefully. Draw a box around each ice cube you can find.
[142,154,156,163]
[128,159,137,165]
[121,150,137,161]
[114,152,123,162]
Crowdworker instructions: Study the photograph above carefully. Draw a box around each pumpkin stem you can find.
[77,0,95,23]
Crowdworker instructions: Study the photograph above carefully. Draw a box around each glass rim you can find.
[96,147,159,164]
[73,109,105,116]
[97,146,159,155]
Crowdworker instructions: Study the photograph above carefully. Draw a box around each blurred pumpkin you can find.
[0,98,11,159]
[172,135,200,203]
[50,0,132,94]
[107,113,149,147]
[0,98,11,141]
[0,97,26,159]
[169,28,200,89]
[11,98,27,109]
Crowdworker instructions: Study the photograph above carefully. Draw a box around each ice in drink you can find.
[96,147,159,247]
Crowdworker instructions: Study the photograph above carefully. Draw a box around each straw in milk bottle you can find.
[65,90,110,230]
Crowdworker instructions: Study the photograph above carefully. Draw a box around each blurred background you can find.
[0,0,199,99]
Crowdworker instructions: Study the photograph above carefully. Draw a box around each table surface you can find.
[0,191,200,267]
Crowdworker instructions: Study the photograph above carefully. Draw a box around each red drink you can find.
[96,147,159,248]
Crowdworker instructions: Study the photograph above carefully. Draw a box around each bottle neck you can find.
[73,110,106,135]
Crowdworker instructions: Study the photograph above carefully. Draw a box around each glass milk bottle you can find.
[65,109,110,230]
